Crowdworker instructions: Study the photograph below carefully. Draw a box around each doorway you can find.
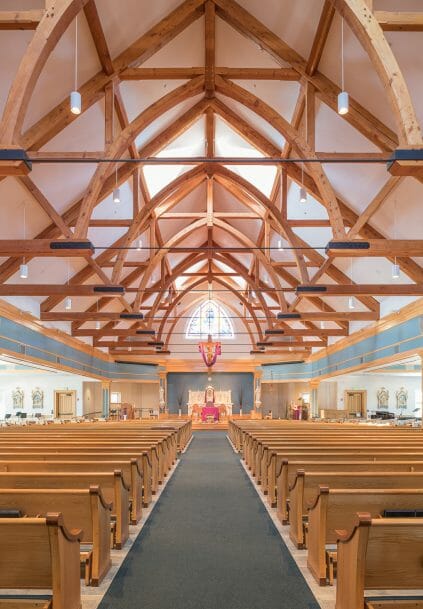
[54,390,76,419]
[344,389,367,418]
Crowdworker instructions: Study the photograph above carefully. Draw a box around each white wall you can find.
[320,374,421,416]
[0,372,99,419]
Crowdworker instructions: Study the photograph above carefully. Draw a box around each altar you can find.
[187,386,233,419]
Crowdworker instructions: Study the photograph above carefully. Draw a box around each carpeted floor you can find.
[98,432,320,609]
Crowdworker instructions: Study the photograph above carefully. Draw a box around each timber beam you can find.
[0,10,44,30]
[0,285,124,297]
[0,240,93,257]
[297,284,423,296]
[327,240,423,258]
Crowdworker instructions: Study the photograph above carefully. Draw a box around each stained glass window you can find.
[185,300,235,340]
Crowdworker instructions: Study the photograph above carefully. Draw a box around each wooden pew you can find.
[276,460,423,524]
[0,471,130,548]
[335,514,423,609]
[0,513,81,609]
[0,440,169,484]
[307,488,423,586]
[0,459,143,524]
[0,486,111,586]
[0,450,155,505]
[289,470,423,549]
[266,450,423,509]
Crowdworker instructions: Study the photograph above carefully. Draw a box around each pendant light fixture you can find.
[65,260,72,310]
[70,16,81,115]
[113,165,120,203]
[136,239,142,251]
[20,202,28,280]
[392,199,400,279]
[392,259,400,279]
[348,257,355,309]
[278,239,284,252]
[299,164,307,203]
[338,17,349,115]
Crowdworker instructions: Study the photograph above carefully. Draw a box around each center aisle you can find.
[98,432,320,609]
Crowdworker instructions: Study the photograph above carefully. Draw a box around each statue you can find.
[159,384,166,413]
[12,387,24,409]
[377,387,389,409]
[32,387,44,409]
[254,380,262,409]
[396,387,408,410]
[205,385,215,405]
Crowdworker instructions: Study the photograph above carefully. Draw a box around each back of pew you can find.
[335,515,423,609]
[307,488,423,586]
[265,451,423,508]
[0,471,130,548]
[0,450,155,504]
[289,471,423,549]
[0,513,81,609]
[0,487,111,585]
[277,460,423,523]
[0,459,142,524]
[0,439,169,482]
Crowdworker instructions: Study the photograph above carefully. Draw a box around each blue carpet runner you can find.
[98,432,320,609]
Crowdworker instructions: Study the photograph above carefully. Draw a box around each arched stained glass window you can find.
[185,300,235,340]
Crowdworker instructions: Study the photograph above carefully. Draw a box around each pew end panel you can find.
[288,470,306,549]
[336,514,423,609]
[307,485,330,586]
[0,513,82,609]
[113,471,130,549]
[89,486,112,586]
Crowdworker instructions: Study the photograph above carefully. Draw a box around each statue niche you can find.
[377,387,389,409]
[12,387,24,409]
[32,387,44,409]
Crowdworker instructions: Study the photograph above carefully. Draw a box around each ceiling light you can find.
[299,187,307,203]
[392,261,400,279]
[278,239,283,252]
[96,321,101,330]
[348,296,355,310]
[65,297,72,311]
[113,187,120,204]
[338,91,349,115]
[19,263,28,280]
[70,17,81,115]
[320,321,325,330]
[136,239,142,251]
[70,91,81,115]
[338,18,349,115]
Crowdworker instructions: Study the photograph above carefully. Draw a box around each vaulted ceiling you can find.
[0,0,422,363]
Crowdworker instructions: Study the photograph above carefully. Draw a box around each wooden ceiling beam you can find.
[297,284,423,296]
[19,176,73,239]
[277,312,379,321]
[375,11,423,32]
[120,67,301,80]
[213,0,398,151]
[20,0,206,151]
[0,240,93,257]
[306,1,336,75]
[0,10,44,30]
[83,0,114,75]
[205,0,215,97]
[327,240,423,258]
[0,285,124,297]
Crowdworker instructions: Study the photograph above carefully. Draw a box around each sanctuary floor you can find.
[98,432,320,609]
